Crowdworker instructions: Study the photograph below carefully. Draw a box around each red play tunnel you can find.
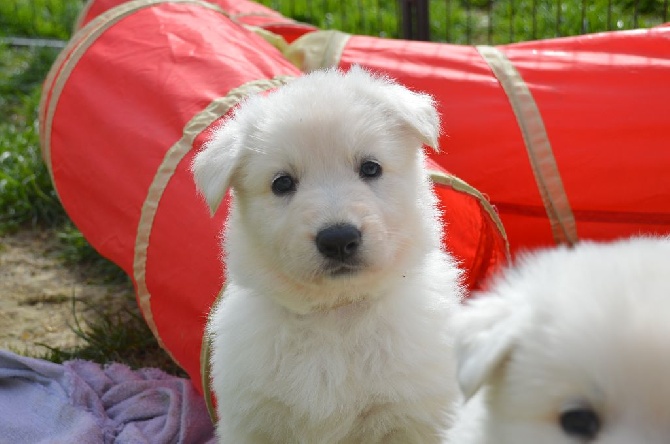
[40,0,508,393]
[287,26,670,253]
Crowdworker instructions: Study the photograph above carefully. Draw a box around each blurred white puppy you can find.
[192,67,463,443]
[447,236,670,443]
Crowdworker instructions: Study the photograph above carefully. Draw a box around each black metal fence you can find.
[396,0,668,41]
[259,0,669,43]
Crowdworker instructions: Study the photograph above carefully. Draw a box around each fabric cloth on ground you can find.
[0,349,215,443]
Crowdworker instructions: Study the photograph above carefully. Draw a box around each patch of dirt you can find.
[0,228,134,355]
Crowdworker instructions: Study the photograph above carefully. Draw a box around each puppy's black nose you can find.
[316,224,361,261]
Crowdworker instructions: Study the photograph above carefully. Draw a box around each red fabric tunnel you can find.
[287,26,670,253]
[41,0,508,393]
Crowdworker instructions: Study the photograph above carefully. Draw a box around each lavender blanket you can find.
[0,350,215,443]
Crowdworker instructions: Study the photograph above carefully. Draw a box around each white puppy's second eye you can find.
[359,160,382,180]
[559,407,600,441]
[272,174,297,195]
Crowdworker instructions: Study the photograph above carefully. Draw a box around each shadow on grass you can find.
[36,288,187,377]
[34,225,188,376]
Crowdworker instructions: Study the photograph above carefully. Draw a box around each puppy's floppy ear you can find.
[455,293,528,401]
[389,86,440,151]
[349,65,441,151]
[191,118,243,214]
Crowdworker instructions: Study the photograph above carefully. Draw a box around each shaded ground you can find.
[0,228,134,356]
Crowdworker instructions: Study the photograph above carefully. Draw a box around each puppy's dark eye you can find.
[560,407,600,440]
[271,174,296,195]
[359,160,382,180]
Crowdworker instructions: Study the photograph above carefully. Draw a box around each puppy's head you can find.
[455,237,670,443]
[192,67,442,312]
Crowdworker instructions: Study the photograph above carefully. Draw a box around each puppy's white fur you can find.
[446,236,670,443]
[192,67,464,443]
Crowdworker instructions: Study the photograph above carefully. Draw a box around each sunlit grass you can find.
[0,0,81,39]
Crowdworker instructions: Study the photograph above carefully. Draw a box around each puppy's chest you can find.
[265,322,400,402]
[248,310,452,413]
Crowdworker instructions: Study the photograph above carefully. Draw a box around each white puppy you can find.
[192,67,464,443]
[447,236,670,443]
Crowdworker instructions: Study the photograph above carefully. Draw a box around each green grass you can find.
[37,290,187,376]
[266,0,403,37]
[258,0,666,43]
[0,0,81,40]
[0,63,66,234]
[485,0,664,44]
[0,1,75,234]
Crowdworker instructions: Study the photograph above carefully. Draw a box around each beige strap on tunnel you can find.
[476,45,578,246]
[133,75,293,369]
[284,30,351,72]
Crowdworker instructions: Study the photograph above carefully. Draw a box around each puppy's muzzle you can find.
[316,223,361,263]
